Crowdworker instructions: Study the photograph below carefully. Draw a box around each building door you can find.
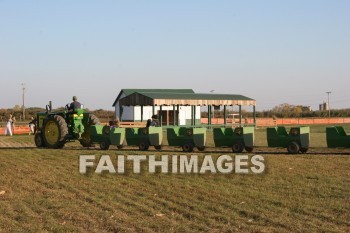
[158,110,179,125]
[169,110,179,125]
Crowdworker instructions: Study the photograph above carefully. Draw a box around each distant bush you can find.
[0,106,114,122]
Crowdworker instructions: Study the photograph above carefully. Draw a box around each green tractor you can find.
[34,101,100,148]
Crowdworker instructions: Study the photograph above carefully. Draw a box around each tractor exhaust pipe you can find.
[46,101,53,113]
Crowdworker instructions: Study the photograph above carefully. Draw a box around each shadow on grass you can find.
[1,146,349,155]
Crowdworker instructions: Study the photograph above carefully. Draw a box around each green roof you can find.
[113,89,194,106]
[139,92,254,101]
[123,89,194,95]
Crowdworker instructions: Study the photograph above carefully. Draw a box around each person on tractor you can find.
[67,96,81,112]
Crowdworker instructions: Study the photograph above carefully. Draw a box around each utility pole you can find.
[326,91,331,118]
[21,83,26,120]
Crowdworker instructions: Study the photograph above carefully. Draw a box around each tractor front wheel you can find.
[34,133,45,148]
[80,114,100,147]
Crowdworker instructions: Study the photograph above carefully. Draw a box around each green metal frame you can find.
[213,126,254,149]
[90,125,125,146]
[326,126,350,148]
[125,127,163,146]
[267,126,310,150]
[167,127,206,147]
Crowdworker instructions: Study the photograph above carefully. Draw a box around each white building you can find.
[112,89,201,125]
[112,89,256,126]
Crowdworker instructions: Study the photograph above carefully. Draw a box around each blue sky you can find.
[0,0,349,110]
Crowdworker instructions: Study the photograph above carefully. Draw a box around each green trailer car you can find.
[213,127,255,153]
[125,127,163,151]
[90,125,125,150]
[266,126,310,153]
[167,127,206,152]
[326,126,350,148]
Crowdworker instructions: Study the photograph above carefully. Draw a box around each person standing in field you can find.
[11,116,16,134]
[28,117,36,135]
[4,114,13,136]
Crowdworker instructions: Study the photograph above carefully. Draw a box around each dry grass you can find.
[0,125,349,232]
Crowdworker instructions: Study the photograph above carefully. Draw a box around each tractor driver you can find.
[68,96,82,112]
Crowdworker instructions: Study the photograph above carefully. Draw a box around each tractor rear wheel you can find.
[42,115,68,149]
[34,133,45,148]
[80,114,100,147]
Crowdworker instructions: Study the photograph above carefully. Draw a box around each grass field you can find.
[0,125,350,232]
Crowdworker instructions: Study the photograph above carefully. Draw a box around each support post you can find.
[167,110,169,126]
[173,105,176,126]
[253,105,256,128]
[193,106,196,126]
[224,105,227,126]
[152,105,155,116]
[177,105,180,126]
[159,106,163,126]
[119,106,123,122]
[141,105,144,122]
[190,106,194,126]
[239,105,242,126]
[208,105,211,126]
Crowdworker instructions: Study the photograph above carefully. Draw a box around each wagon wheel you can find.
[196,146,205,151]
[100,141,110,150]
[182,143,194,153]
[154,145,162,150]
[287,142,300,154]
[300,148,308,153]
[139,141,149,151]
[232,142,244,153]
[245,147,254,153]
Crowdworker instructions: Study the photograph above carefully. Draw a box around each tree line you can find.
[202,103,350,118]
[0,106,115,122]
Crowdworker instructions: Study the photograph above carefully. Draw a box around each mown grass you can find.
[0,148,349,232]
[0,124,350,232]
